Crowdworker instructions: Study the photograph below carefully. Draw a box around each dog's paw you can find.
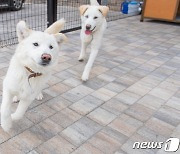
[1,118,12,132]
[13,96,19,103]
[11,113,22,121]
[78,56,84,62]
[36,93,44,101]
[81,73,89,81]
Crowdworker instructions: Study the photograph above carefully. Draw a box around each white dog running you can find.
[1,19,67,132]
[79,0,109,81]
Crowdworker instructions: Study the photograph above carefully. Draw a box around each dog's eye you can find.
[49,45,53,49]
[85,15,89,18]
[33,43,39,47]
[94,16,98,19]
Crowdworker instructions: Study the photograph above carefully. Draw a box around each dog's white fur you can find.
[79,0,109,81]
[1,19,66,132]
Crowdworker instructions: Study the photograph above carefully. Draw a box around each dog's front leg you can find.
[1,89,13,132]
[36,92,44,101]
[79,41,89,62]
[11,99,32,121]
[82,49,98,81]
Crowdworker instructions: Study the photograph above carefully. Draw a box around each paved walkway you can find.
[0,16,180,154]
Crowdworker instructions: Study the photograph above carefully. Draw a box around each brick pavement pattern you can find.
[0,16,180,154]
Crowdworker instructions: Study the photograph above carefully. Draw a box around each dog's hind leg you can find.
[82,49,98,81]
[79,41,89,62]
[1,89,13,132]
[11,99,32,121]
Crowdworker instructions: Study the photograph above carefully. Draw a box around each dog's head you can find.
[79,5,109,35]
[16,19,67,69]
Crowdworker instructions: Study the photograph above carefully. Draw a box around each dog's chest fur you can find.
[4,56,50,100]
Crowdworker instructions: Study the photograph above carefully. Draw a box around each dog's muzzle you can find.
[40,53,51,66]
[85,25,96,35]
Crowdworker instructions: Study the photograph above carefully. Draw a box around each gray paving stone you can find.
[8,129,43,153]
[0,141,24,154]
[125,103,155,122]
[102,98,128,115]
[36,135,76,154]
[137,94,165,110]
[54,70,76,80]
[44,82,71,97]
[98,73,116,82]
[50,108,81,128]
[109,114,143,137]
[28,118,63,142]
[102,127,128,145]
[154,106,180,127]
[26,104,56,124]
[88,131,122,154]
[83,77,109,90]
[145,117,174,137]
[115,74,140,88]
[91,87,117,101]
[28,150,39,154]
[69,96,103,116]
[82,95,104,105]
[87,107,117,126]
[114,149,127,154]
[8,117,34,137]
[137,126,167,142]
[151,66,175,80]
[104,82,126,93]
[0,127,11,144]
[61,117,102,146]
[149,87,176,101]
[101,60,119,69]
[63,77,82,88]
[115,90,141,105]
[127,82,152,96]
[46,95,72,111]
[62,85,94,102]
[166,96,180,110]
[129,68,150,79]
[72,143,104,154]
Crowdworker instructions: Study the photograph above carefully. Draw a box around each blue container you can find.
[121,0,129,14]
[128,0,139,14]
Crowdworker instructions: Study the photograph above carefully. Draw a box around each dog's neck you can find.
[25,66,42,80]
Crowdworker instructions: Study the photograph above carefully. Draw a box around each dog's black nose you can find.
[86,24,91,30]
[41,53,51,63]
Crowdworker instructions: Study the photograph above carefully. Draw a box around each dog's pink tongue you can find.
[85,30,92,35]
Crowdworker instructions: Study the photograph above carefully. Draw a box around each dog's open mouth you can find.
[85,26,96,35]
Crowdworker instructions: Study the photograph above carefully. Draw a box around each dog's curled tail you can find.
[45,18,65,34]
[90,0,100,6]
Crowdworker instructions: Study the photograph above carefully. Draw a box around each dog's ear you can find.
[16,21,32,42]
[45,18,65,34]
[98,6,109,17]
[54,33,67,47]
[79,5,89,16]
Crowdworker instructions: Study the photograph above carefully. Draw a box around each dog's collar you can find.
[25,66,42,79]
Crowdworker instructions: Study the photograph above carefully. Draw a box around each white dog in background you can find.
[79,0,109,81]
[1,19,67,132]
